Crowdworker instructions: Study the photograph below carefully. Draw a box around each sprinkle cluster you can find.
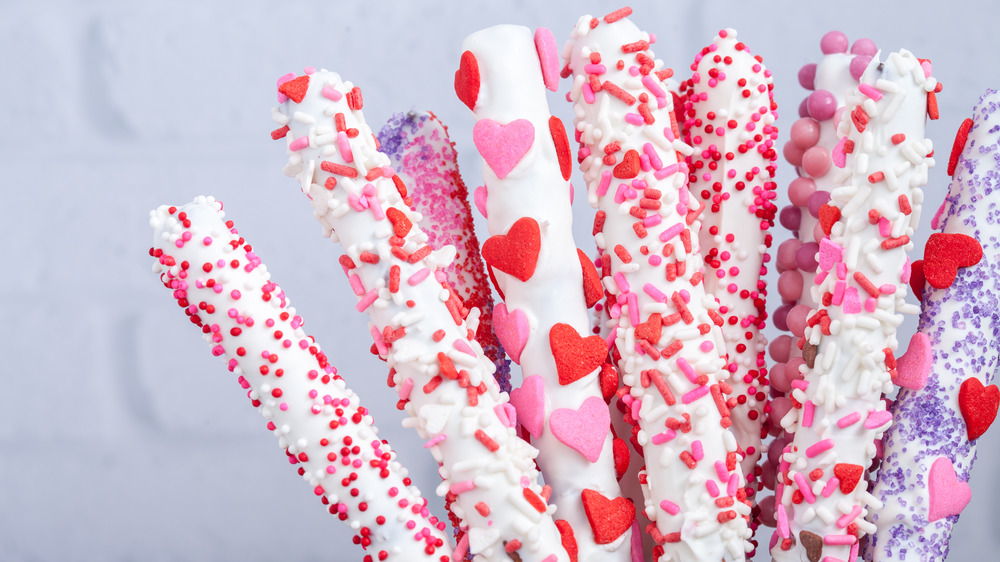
[149,197,451,561]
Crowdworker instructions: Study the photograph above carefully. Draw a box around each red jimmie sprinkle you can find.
[474,429,500,452]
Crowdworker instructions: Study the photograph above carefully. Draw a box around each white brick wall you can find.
[5,0,1000,559]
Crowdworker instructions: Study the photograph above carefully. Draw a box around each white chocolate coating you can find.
[771,50,935,562]
[683,28,778,496]
[462,24,631,562]
[868,89,1000,561]
[565,12,751,562]
[149,196,452,561]
[275,70,569,562]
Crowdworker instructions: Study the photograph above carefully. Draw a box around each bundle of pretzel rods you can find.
[149,6,1000,562]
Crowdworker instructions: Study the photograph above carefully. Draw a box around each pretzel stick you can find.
[273,69,570,562]
[458,24,633,561]
[149,196,452,561]
[565,9,751,561]
[771,50,936,562]
[868,88,999,561]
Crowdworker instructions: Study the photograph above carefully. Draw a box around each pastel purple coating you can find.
[779,205,802,231]
[820,31,849,54]
[807,190,832,218]
[798,63,817,90]
[868,89,1000,561]
[850,55,874,81]
[807,89,837,121]
[795,241,819,272]
[851,38,877,56]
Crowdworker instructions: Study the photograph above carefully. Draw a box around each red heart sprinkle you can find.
[385,207,412,237]
[550,116,573,181]
[581,489,635,544]
[599,362,618,402]
[834,463,863,494]
[278,75,310,104]
[948,118,974,177]
[577,249,603,308]
[959,378,1000,441]
[550,323,608,386]
[454,51,480,111]
[923,233,983,289]
[613,437,630,480]
[554,519,579,562]
[634,313,663,345]
[909,259,925,301]
[481,217,541,282]
[613,149,640,179]
[818,203,841,236]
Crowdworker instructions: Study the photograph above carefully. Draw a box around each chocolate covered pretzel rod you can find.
[273,70,570,562]
[771,50,936,562]
[765,33,877,520]
[867,88,999,561]
[378,111,512,394]
[682,29,779,509]
[457,24,632,561]
[149,196,451,562]
[565,10,751,561]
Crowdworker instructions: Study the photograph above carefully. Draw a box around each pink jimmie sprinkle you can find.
[682,385,709,404]
[825,534,858,546]
[651,430,676,445]
[321,85,343,101]
[356,289,378,312]
[822,477,841,498]
[793,472,816,503]
[659,222,685,242]
[627,293,640,327]
[337,131,354,163]
[837,505,862,528]
[691,440,704,461]
[806,438,834,458]
[705,479,720,497]
[660,499,680,515]
[837,411,861,428]
[597,170,612,196]
[289,136,310,151]
[777,504,790,538]
[407,268,431,286]
[643,283,668,302]
[858,83,883,101]
[802,400,815,428]
[714,461,730,482]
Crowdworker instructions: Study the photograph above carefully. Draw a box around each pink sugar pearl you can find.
[820,31,849,54]
[790,118,821,149]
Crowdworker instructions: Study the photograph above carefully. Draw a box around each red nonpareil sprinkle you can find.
[474,429,500,452]
[505,539,522,554]
[324,177,337,190]
[603,6,632,22]
[474,502,490,516]
[321,160,359,178]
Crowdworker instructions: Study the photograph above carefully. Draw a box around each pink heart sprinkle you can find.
[864,409,892,429]
[549,396,610,462]
[895,332,931,390]
[492,303,529,364]
[928,456,971,522]
[509,375,545,438]
[474,185,488,218]
[534,27,560,91]
[473,118,534,179]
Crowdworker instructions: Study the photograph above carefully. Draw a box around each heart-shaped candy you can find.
[473,118,534,179]
[492,303,529,364]
[834,463,863,494]
[958,377,1000,441]
[534,27,560,92]
[509,375,546,438]
[613,149,640,179]
[928,456,971,522]
[549,116,573,181]
[278,74,309,103]
[894,332,931,390]
[481,217,541,282]
[454,50,480,111]
[818,203,841,236]
[550,397,610,462]
[549,323,608,385]
[581,489,635,544]
[473,185,488,218]
[577,248,603,308]
[923,233,983,289]
[909,259,925,301]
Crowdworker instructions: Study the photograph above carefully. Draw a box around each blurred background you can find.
[3,0,999,560]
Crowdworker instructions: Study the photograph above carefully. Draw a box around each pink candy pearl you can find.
[796,241,820,272]
[783,141,804,167]
[772,303,793,332]
[850,55,874,81]
[779,205,802,231]
[807,90,837,121]
[776,238,802,271]
[851,38,877,56]
[769,335,793,364]
[820,31,849,54]
[778,269,805,301]
[813,220,826,243]
[788,176,817,206]
[790,118,821,149]
[802,146,832,177]
[786,304,812,337]
[798,63,817,90]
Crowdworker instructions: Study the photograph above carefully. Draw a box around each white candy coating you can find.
[149,196,452,561]
[276,70,569,562]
